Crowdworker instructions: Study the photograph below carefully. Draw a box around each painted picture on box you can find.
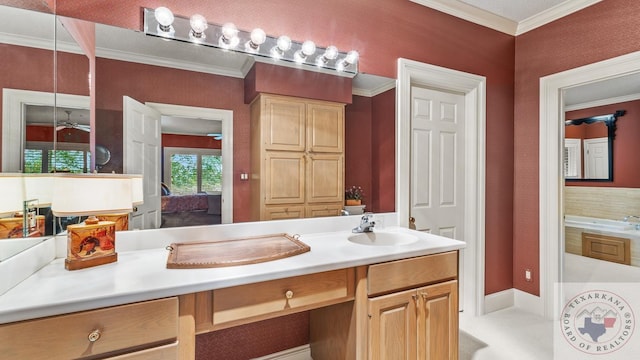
[68,225,115,259]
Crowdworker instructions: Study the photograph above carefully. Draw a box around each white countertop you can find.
[0,218,464,324]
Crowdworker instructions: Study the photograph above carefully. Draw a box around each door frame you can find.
[539,50,640,320]
[2,89,89,172]
[146,102,234,224]
[397,58,486,316]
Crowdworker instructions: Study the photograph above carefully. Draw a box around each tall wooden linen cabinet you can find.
[250,93,345,221]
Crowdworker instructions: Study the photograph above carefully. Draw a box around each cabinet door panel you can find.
[265,152,305,204]
[368,289,417,360]
[307,102,344,153]
[263,96,306,151]
[417,280,458,360]
[307,154,343,203]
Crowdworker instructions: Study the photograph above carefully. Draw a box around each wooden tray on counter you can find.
[166,233,310,269]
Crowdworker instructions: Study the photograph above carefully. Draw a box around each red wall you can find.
[514,0,640,295]
[565,100,640,188]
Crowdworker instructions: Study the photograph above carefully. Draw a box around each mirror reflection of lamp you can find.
[51,174,141,270]
[22,174,53,237]
[0,174,26,239]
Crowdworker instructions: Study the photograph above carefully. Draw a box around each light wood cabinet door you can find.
[417,280,458,360]
[264,151,305,205]
[306,153,343,203]
[368,288,418,360]
[368,280,458,360]
[307,102,344,153]
[263,96,306,151]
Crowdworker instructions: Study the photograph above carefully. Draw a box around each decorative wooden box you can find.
[0,215,45,239]
[96,213,129,231]
[66,220,117,270]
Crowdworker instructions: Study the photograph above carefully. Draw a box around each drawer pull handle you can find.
[285,290,294,299]
[88,329,101,342]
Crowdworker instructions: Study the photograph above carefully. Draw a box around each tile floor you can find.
[459,307,554,360]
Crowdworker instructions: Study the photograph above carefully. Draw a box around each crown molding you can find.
[516,0,602,35]
[411,0,602,36]
[564,92,640,112]
[353,79,397,97]
[410,0,516,35]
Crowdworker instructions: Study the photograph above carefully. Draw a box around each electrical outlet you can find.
[525,269,532,282]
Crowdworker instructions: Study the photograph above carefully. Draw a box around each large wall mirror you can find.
[0,2,397,249]
[563,110,624,181]
[0,3,59,259]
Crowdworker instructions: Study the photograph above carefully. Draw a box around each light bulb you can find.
[271,35,291,59]
[345,50,359,65]
[295,40,316,63]
[189,14,208,39]
[221,23,238,41]
[338,50,359,71]
[154,7,174,33]
[246,28,266,51]
[317,45,338,65]
[301,41,316,56]
[219,22,239,48]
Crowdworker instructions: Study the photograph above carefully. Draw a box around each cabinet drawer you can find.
[213,268,354,328]
[263,205,305,220]
[107,343,177,359]
[306,203,343,218]
[368,252,457,297]
[0,297,178,360]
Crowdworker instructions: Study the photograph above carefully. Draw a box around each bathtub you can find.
[564,214,640,267]
[564,215,636,231]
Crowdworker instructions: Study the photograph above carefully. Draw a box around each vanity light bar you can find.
[142,8,358,75]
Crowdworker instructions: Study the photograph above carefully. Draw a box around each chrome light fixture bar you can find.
[143,8,358,75]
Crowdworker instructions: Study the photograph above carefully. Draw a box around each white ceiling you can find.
[459,0,567,22]
[410,0,602,35]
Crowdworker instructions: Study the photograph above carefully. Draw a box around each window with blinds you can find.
[164,147,222,195]
[24,142,90,173]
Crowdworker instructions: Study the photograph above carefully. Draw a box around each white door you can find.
[123,96,161,229]
[583,137,608,179]
[410,86,466,306]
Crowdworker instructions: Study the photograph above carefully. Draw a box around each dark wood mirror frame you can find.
[564,109,625,182]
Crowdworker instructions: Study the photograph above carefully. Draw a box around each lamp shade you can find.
[0,173,25,216]
[23,174,54,207]
[51,174,133,217]
[130,175,144,206]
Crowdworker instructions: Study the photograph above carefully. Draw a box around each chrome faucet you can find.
[623,215,640,230]
[341,209,350,216]
[353,213,375,233]
[623,215,640,222]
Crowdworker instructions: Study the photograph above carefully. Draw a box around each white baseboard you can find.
[514,289,543,316]
[483,289,514,313]
[252,345,312,360]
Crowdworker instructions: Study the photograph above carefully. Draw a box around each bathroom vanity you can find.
[0,219,464,359]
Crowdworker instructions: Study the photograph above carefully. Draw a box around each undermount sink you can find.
[348,231,419,246]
